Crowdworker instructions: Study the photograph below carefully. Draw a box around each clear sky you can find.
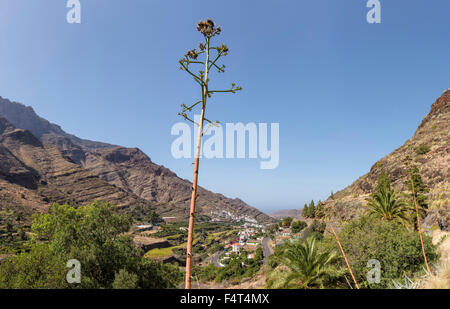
[0,1,449,213]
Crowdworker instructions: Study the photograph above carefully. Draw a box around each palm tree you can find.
[366,187,409,223]
[278,237,334,289]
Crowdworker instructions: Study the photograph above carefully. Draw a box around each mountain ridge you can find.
[0,96,274,223]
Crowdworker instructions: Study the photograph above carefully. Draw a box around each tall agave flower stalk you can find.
[178,19,242,289]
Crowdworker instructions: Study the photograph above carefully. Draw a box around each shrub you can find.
[194,264,217,282]
[215,249,262,283]
[0,244,68,289]
[415,143,430,155]
[281,217,293,227]
[300,220,326,241]
[320,216,438,288]
[291,220,307,233]
[112,269,139,289]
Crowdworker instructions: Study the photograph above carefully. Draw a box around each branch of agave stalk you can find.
[185,37,210,290]
[328,223,360,289]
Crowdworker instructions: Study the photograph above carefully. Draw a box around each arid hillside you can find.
[0,117,145,222]
[269,209,303,220]
[324,90,449,230]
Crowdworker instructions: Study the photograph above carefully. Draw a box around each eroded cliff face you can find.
[79,146,273,222]
[0,117,145,222]
[324,90,449,230]
[0,97,274,223]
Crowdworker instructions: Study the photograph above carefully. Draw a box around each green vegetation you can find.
[143,223,237,265]
[145,240,193,259]
[281,217,293,227]
[194,264,218,282]
[366,187,408,223]
[131,204,163,224]
[267,214,438,289]
[366,170,431,229]
[112,269,139,289]
[216,248,264,283]
[303,200,315,218]
[415,143,430,155]
[291,220,307,234]
[193,247,264,285]
[0,202,183,289]
[0,243,68,289]
[299,220,326,241]
[303,200,324,219]
[320,215,438,288]
[266,169,438,289]
[0,209,30,254]
[315,202,325,218]
[275,237,334,289]
[406,165,429,229]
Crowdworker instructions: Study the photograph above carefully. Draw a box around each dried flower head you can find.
[185,49,199,59]
[199,43,205,51]
[196,19,221,36]
[206,19,215,28]
[218,44,229,54]
[196,20,208,34]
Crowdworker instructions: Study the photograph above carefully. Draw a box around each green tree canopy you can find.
[407,165,429,228]
[302,203,309,218]
[291,220,307,234]
[1,202,183,289]
[281,217,293,228]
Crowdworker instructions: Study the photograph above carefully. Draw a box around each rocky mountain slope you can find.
[324,90,449,230]
[0,96,273,223]
[0,117,145,221]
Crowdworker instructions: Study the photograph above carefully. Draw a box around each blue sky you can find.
[0,1,449,213]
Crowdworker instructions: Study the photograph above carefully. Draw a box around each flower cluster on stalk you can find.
[185,49,199,59]
[196,19,221,37]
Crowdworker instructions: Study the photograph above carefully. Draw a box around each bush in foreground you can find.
[320,215,438,288]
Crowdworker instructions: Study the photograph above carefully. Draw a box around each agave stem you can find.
[185,36,210,290]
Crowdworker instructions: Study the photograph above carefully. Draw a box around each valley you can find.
[0,90,449,289]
